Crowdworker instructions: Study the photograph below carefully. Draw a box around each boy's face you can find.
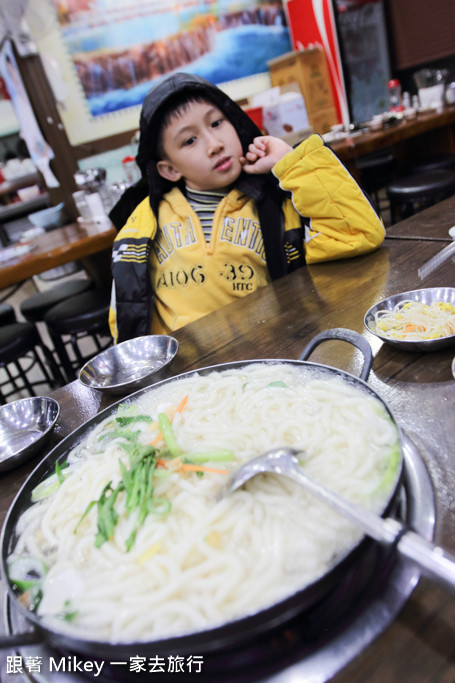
[156,100,244,192]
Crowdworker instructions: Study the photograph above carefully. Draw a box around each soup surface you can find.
[8,364,400,642]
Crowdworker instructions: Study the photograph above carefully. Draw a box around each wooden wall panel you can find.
[387,0,455,70]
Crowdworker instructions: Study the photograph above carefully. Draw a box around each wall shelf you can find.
[0,194,49,223]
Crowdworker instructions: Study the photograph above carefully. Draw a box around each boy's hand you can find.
[240,136,293,174]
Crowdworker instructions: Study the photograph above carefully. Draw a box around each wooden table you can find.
[328,105,455,178]
[0,221,116,290]
[385,193,455,241]
[1,199,455,681]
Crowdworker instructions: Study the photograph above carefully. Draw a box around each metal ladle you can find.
[224,448,455,593]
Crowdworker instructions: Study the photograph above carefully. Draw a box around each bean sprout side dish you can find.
[371,300,455,341]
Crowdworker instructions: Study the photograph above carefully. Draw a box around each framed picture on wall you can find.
[50,0,292,118]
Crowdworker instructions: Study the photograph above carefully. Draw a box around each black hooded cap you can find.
[109,72,292,280]
[109,72,263,230]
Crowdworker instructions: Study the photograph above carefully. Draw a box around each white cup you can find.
[72,190,91,220]
[85,192,106,220]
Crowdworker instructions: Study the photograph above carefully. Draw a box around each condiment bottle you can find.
[402,91,411,109]
[388,79,404,112]
[122,156,140,185]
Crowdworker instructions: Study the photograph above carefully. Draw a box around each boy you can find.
[109,73,384,342]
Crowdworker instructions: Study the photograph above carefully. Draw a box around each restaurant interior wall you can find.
[383,0,455,95]
[2,0,455,226]
[21,0,294,151]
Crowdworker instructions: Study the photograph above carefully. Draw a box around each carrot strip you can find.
[180,464,229,475]
[156,459,228,475]
[149,394,189,446]
[175,394,189,414]
[151,433,163,446]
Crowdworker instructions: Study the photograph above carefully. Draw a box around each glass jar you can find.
[122,155,140,185]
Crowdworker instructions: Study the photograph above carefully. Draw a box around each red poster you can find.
[285,0,349,125]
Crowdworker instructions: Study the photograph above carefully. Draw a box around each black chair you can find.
[0,303,16,326]
[20,279,94,323]
[356,150,397,212]
[386,169,455,224]
[43,289,112,382]
[408,153,455,175]
[0,321,64,404]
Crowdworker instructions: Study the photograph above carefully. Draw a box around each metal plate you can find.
[0,398,60,474]
[364,287,455,351]
[78,335,178,395]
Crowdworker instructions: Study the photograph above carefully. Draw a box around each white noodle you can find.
[9,364,400,642]
[372,299,455,340]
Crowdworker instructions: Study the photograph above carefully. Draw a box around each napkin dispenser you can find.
[414,68,447,109]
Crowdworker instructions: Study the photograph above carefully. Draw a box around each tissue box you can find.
[262,91,310,138]
[240,83,313,144]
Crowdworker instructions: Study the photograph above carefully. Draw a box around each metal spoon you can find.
[225,447,455,594]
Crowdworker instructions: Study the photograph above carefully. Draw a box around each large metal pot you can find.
[0,329,404,659]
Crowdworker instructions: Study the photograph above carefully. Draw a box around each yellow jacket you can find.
[110,135,384,341]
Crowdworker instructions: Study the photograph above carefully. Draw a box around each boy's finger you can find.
[249,147,265,158]
[240,155,259,167]
[242,160,268,174]
[253,136,267,149]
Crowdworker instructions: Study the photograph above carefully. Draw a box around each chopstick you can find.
[385,235,452,242]
[418,240,455,280]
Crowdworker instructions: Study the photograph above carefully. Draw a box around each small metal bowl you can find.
[0,397,60,474]
[78,335,179,395]
[364,287,455,352]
